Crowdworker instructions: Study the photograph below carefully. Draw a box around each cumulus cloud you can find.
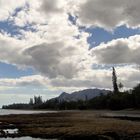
[24,42,78,78]
[39,0,64,15]
[0,33,26,64]
[91,35,140,65]
[13,0,46,27]
[0,0,26,20]
[77,0,140,29]
[0,0,91,79]
[0,30,91,79]
[23,39,91,78]
[0,65,139,93]
[0,0,139,92]
[50,65,140,90]
[0,75,47,87]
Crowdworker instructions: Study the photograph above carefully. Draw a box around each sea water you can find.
[0,109,57,115]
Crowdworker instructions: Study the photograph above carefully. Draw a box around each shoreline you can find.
[0,110,139,139]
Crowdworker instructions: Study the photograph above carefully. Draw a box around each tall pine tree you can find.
[112,67,119,93]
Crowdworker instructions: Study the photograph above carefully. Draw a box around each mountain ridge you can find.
[52,88,110,102]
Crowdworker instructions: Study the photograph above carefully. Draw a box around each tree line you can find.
[2,96,43,109]
[2,67,140,110]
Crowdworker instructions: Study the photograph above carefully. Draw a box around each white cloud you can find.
[0,65,139,93]
[0,0,26,20]
[23,36,91,78]
[13,1,46,27]
[91,35,140,65]
[0,0,139,94]
[77,0,140,30]
[0,1,91,79]
[39,0,64,15]
[2,0,140,30]
[0,33,26,65]
[50,65,140,91]
[0,75,47,87]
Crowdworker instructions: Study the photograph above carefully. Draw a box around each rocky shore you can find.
[0,110,139,140]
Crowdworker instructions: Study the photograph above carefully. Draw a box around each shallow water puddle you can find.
[3,129,18,134]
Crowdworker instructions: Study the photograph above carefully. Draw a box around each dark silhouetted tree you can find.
[34,96,43,105]
[29,98,34,105]
[132,83,140,108]
[112,67,119,93]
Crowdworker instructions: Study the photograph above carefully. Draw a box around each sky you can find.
[0,0,140,107]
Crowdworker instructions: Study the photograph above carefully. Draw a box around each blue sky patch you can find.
[0,62,35,78]
[0,20,20,36]
[86,25,140,48]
